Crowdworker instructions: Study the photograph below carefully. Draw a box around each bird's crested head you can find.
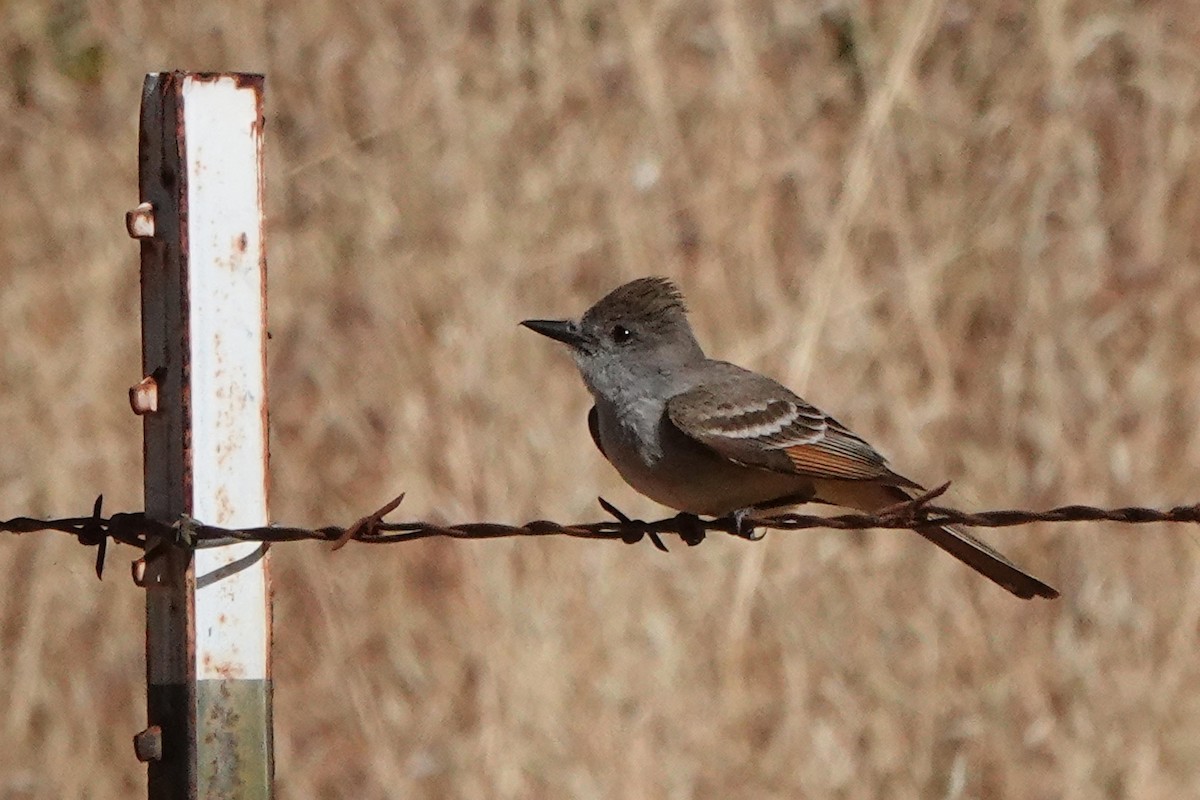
[521,277,705,402]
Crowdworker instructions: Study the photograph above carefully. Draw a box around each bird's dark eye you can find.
[611,325,634,344]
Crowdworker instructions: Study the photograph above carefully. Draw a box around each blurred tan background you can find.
[3,0,1200,797]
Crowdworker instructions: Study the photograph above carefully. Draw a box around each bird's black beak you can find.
[521,319,586,348]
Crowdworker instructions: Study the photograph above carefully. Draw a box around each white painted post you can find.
[128,71,273,799]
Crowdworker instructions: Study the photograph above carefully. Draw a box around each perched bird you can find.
[522,277,1057,599]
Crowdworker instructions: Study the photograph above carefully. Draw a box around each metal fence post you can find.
[129,71,273,800]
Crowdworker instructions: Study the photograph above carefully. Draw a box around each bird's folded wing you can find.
[666,376,910,484]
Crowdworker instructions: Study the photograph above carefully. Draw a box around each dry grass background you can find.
[2,0,1200,797]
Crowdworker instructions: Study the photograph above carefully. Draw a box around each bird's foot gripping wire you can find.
[730,508,765,541]
[596,499,709,550]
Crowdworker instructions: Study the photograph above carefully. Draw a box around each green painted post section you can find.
[196,680,273,796]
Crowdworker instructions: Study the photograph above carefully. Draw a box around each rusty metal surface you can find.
[138,70,197,800]
[134,726,164,763]
[129,370,162,415]
[136,70,273,800]
[178,72,273,797]
[126,201,156,239]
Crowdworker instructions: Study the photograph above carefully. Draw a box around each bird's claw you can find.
[732,508,765,541]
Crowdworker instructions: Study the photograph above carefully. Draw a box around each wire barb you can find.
[4,489,1200,580]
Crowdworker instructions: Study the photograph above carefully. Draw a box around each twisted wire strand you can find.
[4,485,1199,579]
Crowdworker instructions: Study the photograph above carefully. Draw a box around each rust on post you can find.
[135,70,273,800]
[134,726,164,762]
[126,202,156,239]
[180,70,272,798]
[132,556,148,587]
[129,374,160,415]
[137,70,197,800]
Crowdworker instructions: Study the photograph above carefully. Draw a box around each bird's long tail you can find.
[812,480,1059,600]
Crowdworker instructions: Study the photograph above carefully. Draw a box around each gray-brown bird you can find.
[522,277,1057,599]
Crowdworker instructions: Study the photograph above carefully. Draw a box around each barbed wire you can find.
[5,483,1200,579]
